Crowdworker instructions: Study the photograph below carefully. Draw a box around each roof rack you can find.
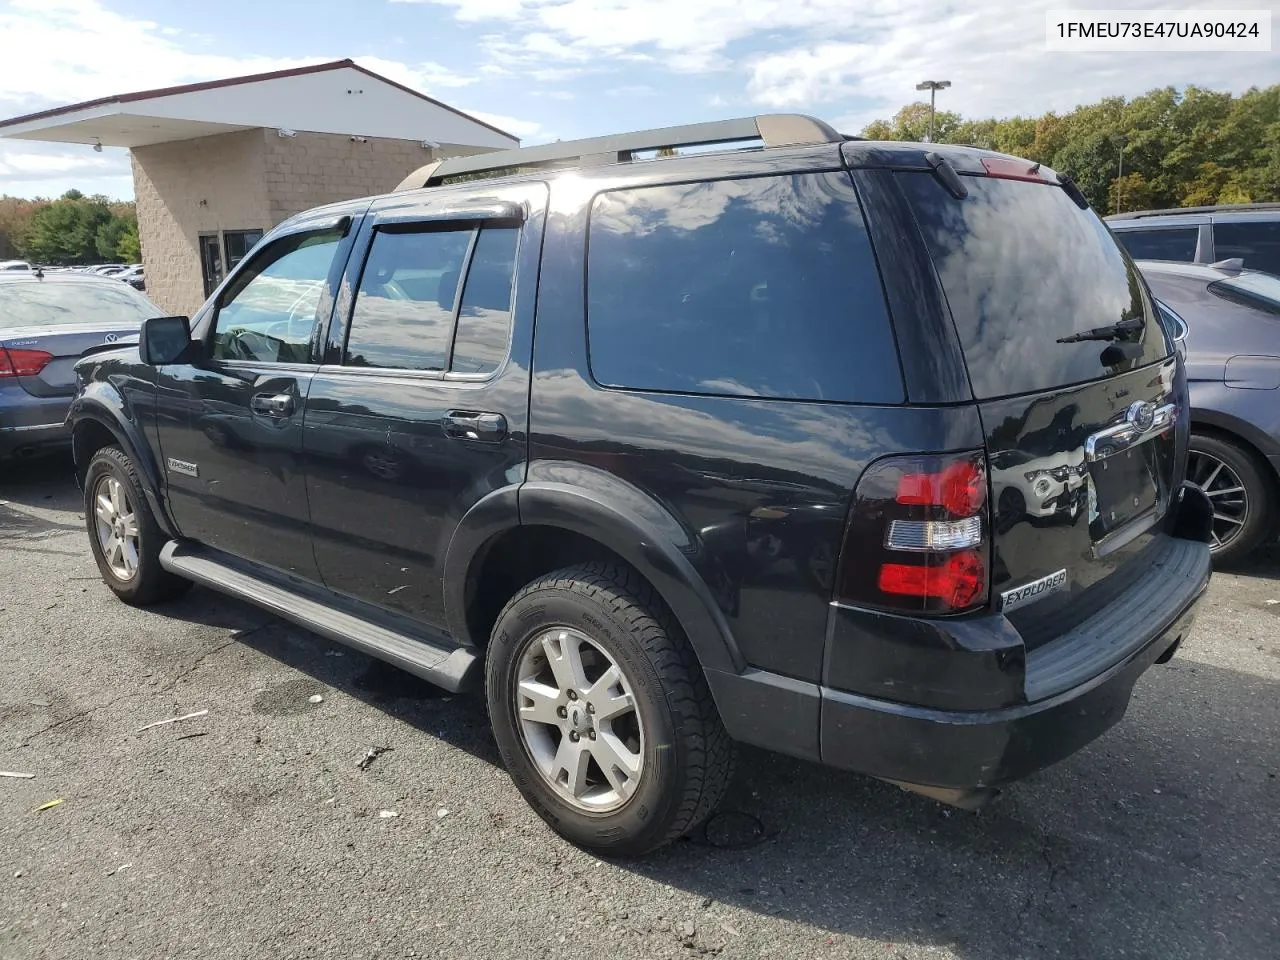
[1108,201,1280,220]
[394,114,843,191]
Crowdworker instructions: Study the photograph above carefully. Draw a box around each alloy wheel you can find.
[1187,450,1249,553]
[514,627,645,812]
[93,474,140,581]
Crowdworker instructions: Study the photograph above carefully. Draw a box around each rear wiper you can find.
[1056,318,1145,343]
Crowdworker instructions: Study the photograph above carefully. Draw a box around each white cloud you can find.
[462,109,546,141]
[352,56,477,91]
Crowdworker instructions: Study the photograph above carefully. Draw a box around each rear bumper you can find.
[0,390,72,458]
[706,531,1211,791]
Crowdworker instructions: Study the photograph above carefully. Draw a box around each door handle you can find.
[443,410,507,442]
[250,392,295,418]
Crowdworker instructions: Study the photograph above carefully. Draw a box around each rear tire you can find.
[1187,432,1275,564]
[83,446,191,606]
[485,562,735,856]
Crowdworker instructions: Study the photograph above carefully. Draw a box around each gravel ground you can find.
[2,456,1277,960]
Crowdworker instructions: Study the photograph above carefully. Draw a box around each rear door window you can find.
[1112,227,1199,263]
[899,173,1168,399]
[1214,221,1280,276]
[586,172,902,403]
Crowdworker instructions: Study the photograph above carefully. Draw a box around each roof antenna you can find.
[92,138,103,153]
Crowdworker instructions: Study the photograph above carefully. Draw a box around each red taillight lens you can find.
[835,451,990,615]
[0,347,53,378]
[878,551,987,609]
[896,457,987,517]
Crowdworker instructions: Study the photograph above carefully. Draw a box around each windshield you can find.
[1209,272,1280,315]
[899,172,1168,399]
[0,281,159,330]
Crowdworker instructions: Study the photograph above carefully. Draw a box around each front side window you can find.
[586,172,902,403]
[345,223,518,374]
[211,229,342,363]
[1113,227,1199,263]
[1214,221,1280,276]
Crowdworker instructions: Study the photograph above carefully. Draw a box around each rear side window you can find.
[346,228,471,371]
[1113,227,1198,263]
[1214,221,1280,276]
[900,173,1167,400]
[586,172,902,403]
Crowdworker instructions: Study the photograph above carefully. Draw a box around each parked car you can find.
[1,271,160,460]
[0,259,32,272]
[114,264,145,290]
[67,115,1213,856]
[1138,259,1280,562]
[1108,203,1280,276]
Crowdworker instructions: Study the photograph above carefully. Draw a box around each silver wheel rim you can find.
[93,474,140,581]
[514,627,645,812]
[1187,450,1249,552]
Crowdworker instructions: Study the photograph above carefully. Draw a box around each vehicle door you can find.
[153,213,359,580]
[302,183,546,627]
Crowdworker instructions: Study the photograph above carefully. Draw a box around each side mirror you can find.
[140,315,195,365]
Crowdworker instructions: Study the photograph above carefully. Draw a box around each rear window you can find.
[1113,227,1199,263]
[586,172,902,403]
[900,173,1168,399]
[0,280,158,330]
[1209,271,1280,315]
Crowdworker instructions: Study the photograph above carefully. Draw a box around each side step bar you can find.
[160,541,479,693]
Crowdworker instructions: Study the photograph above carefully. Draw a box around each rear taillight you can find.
[835,451,990,615]
[0,347,53,378]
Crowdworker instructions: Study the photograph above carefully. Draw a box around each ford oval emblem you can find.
[104,333,120,343]
[1127,400,1156,433]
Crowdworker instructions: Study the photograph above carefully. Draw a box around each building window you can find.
[199,234,223,298]
[224,230,264,271]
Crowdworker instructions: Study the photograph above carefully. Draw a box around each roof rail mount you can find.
[394,114,842,192]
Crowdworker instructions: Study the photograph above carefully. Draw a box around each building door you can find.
[199,234,223,298]
[155,215,358,580]
[301,182,545,628]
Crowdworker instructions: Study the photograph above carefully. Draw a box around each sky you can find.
[0,0,1275,200]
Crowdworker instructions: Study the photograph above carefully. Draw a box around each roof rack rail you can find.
[394,114,843,191]
[1107,201,1280,220]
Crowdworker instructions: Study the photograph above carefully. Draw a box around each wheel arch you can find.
[69,392,174,538]
[1190,408,1280,486]
[442,466,744,681]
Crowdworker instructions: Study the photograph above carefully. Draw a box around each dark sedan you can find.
[1,271,160,461]
[1139,259,1280,561]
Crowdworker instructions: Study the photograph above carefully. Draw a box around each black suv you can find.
[69,114,1213,855]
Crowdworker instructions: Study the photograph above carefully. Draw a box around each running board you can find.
[160,541,479,693]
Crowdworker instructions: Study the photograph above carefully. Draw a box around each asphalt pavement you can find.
[2,456,1277,960]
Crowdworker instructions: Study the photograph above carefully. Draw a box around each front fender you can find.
[69,378,174,538]
[441,462,745,677]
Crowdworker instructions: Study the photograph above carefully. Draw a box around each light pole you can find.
[1114,135,1127,215]
[915,79,952,143]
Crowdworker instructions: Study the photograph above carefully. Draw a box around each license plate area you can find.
[1088,445,1158,536]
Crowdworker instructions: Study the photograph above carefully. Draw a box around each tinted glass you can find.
[900,173,1167,400]
[1210,272,1280,315]
[451,225,518,375]
[224,229,264,271]
[1214,221,1280,276]
[212,230,341,363]
[0,281,159,329]
[1114,227,1198,262]
[345,228,472,371]
[587,172,902,403]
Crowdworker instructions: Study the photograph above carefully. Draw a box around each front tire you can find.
[84,446,191,606]
[485,563,735,856]
[1187,432,1275,564]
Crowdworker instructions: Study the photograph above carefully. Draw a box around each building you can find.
[0,60,517,315]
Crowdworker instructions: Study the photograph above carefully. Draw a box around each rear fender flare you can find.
[441,464,744,676]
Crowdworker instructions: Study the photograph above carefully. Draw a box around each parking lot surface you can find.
[2,457,1277,960]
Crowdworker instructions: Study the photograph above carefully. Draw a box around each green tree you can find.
[115,219,141,262]
[19,190,127,265]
